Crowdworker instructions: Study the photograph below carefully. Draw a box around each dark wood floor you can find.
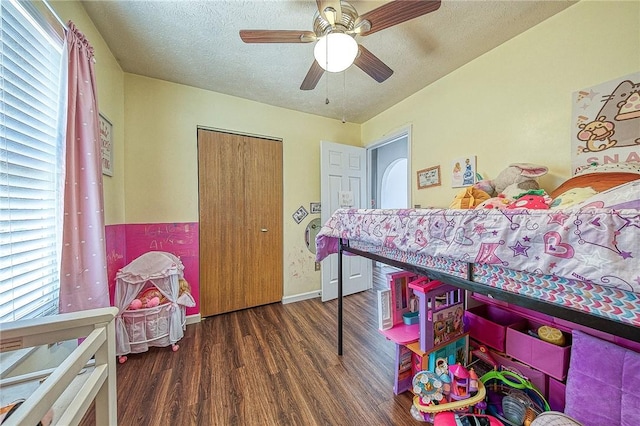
[81,276,415,425]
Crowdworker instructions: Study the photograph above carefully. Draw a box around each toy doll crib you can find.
[114,251,195,363]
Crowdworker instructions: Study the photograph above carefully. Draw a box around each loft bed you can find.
[316,169,640,355]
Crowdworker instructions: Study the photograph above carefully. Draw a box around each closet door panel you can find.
[198,129,283,317]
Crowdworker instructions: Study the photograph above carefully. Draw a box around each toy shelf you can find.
[379,323,420,345]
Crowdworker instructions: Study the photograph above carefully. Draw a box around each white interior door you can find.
[321,141,372,302]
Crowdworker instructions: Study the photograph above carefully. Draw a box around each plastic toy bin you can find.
[506,320,571,381]
[464,305,525,352]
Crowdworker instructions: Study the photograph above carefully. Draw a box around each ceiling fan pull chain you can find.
[342,71,346,123]
[325,75,329,105]
[325,37,330,105]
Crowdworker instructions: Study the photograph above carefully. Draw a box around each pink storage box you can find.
[506,320,571,381]
[465,305,525,352]
[547,377,566,412]
[491,351,547,397]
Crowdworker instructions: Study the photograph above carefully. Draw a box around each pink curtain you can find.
[59,22,110,313]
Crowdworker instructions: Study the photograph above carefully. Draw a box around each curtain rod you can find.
[42,0,68,31]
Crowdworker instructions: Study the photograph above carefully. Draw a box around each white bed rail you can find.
[0,307,118,426]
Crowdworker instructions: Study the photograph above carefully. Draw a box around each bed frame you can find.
[0,307,118,426]
[335,239,640,355]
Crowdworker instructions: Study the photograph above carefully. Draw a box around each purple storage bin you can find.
[506,320,571,381]
[465,305,525,352]
[547,377,566,412]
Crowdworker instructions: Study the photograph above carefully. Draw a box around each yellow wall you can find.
[51,0,639,300]
[123,74,360,296]
[50,1,126,225]
[362,1,640,209]
[54,0,360,299]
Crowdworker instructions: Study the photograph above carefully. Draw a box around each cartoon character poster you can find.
[451,156,476,187]
[571,73,640,175]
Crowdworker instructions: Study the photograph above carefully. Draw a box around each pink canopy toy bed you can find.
[115,251,195,363]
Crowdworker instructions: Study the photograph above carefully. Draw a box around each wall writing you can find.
[105,222,200,316]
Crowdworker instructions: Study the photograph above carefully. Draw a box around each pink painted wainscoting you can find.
[105,222,200,316]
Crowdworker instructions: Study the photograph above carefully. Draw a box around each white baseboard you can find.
[185,314,201,325]
[282,290,321,304]
[184,292,320,323]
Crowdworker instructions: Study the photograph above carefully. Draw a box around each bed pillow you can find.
[574,162,640,176]
[549,172,640,199]
[564,331,640,426]
[550,186,597,209]
[575,179,640,210]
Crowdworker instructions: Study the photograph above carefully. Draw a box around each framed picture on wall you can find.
[451,156,476,187]
[292,206,308,224]
[310,202,321,214]
[99,113,113,176]
[417,165,441,189]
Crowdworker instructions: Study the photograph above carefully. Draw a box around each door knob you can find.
[261,228,268,232]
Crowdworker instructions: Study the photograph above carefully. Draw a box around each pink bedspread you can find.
[316,208,640,294]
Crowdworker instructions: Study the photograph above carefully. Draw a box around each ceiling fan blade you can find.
[356,0,441,36]
[316,0,342,26]
[353,45,393,83]
[239,30,316,43]
[300,61,325,91]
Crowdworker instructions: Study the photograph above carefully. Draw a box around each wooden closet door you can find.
[197,129,283,317]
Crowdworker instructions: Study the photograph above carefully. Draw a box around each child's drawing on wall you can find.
[452,156,476,187]
[452,162,462,183]
[572,72,640,174]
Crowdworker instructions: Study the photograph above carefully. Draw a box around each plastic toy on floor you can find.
[410,360,488,423]
[434,412,505,426]
[480,370,549,426]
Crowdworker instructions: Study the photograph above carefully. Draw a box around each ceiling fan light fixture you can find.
[313,32,358,73]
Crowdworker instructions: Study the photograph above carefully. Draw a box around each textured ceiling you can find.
[81,0,576,124]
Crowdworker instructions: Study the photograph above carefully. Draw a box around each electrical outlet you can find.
[315,262,321,271]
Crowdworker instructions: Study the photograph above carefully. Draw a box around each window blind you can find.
[0,0,65,323]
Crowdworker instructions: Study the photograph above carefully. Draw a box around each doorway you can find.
[197,128,283,317]
[367,129,411,281]
[368,131,410,209]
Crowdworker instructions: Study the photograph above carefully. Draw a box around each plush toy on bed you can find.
[506,190,553,210]
[475,194,512,210]
[449,186,491,209]
[474,163,548,198]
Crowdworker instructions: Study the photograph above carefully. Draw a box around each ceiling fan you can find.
[239,0,441,90]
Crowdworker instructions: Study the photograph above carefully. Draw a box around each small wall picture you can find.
[417,165,441,189]
[292,206,308,224]
[310,202,321,214]
[451,156,476,187]
[99,113,113,176]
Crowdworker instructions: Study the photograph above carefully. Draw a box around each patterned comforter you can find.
[316,207,640,294]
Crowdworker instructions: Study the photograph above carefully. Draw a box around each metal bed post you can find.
[337,238,344,356]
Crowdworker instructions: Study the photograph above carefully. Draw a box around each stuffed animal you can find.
[179,278,191,296]
[506,190,553,210]
[128,295,160,310]
[474,163,548,198]
[128,299,143,310]
[145,296,160,308]
[475,194,512,210]
[449,187,491,209]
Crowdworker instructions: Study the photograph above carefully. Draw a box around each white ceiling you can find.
[80,0,576,124]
